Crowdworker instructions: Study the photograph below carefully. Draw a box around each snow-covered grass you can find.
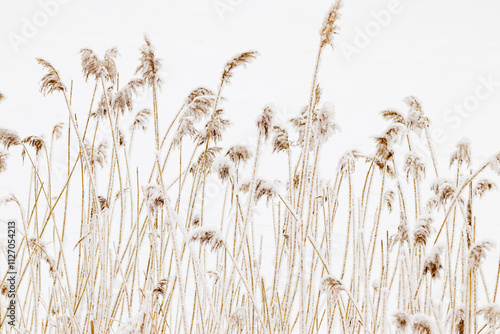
[1,2,500,333]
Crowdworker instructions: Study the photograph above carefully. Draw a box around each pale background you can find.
[1,0,500,278]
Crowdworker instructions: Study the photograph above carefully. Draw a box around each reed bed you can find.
[1,1,500,333]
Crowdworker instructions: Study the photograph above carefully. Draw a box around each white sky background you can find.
[1,0,500,160]
[1,0,500,269]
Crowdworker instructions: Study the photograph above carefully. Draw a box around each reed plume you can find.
[221,51,259,87]
[320,0,343,49]
[136,35,162,88]
[80,47,119,83]
[0,128,21,150]
[468,240,495,270]
[36,59,66,95]
[189,226,224,251]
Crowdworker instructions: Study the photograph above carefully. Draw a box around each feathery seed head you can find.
[392,311,410,333]
[383,190,395,213]
[197,109,231,145]
[130,108,152,132]
[226,145,252,165]
[411,314,435,334]
[413,216,433,247]
[320,276,344,297]
[405,152,426,182]
[381,109,406,125]
[212,156,235,182]
[37,59,66,95]
[189,226,224,251]
[80,47,119,83]
[271,126,290,153]
[468,240,495,270]
[221,51,259,86]
[190,147,222,174]
[0,151,8,173]
[0,128,21,150]
[320,0,343,49]
[477,303,500,329]
[142,183,166,213]
[423,245,444,279]
[450,138,472,168]
[136,35,162,88]
[474,179,496,198]
[256,105,275,140]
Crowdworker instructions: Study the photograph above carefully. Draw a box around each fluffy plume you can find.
[411,314,435,334]
[0,128,21,150]
[381,109,406,125]
[314,101,338,144]
[142,183,166,213]
[450,138,471,168]
[28,237,58,277]
[184,87,215,121]
[136,35,162,88]
[391,213,409,245]
[474,179,496,198]
[406,111,429,135]
[189,227,224,251]
[240,179,277,205]
[80,47,119,83]
[337,150,357,174]
[97,196,109,212]
[22,136,45,156]
[271,126,290,153]
[173,117,197,147]
[254,179,278,205]
[392,311,410,333]
[256,105,274,140]
[84,140,108,168]
[191,147,223,174]
[404,95,423,113]
[197,109,231,145]
[92,86,115,118]
[52,123,64,140]
[477,303,500,329]
[413,216,433,247]
[113,78,144,114]
[489,152,500,175]
[383,190,395,213]
[36,59,66,95]
[320,0,343,48]
[152,278,169,298]
[455,306,465,334]
[291,102,339,148]
[422,245,444,279]
[373,129,398,164]
[320,276,344,298]
[221,51,259,86]
[0,151,8,173]
[212,156,235,182]
[430,178,456,207]
[130,108,152,132]
[468,240,495,270]
[405,152,426,182]
[228,308,246,331]
[226,145,252,165]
